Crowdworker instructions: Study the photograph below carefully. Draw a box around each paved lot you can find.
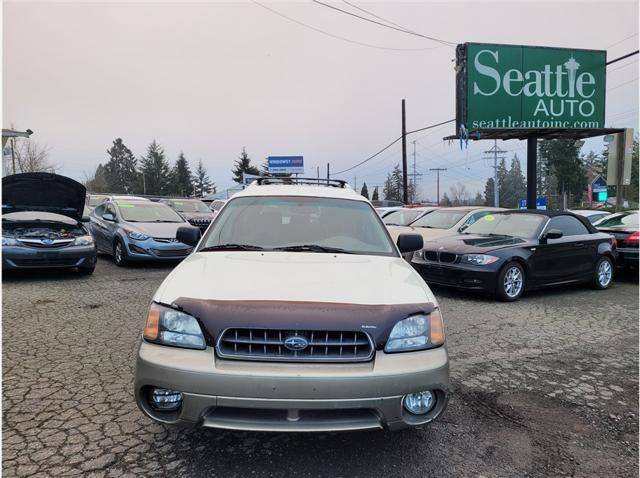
[3,258,638,477]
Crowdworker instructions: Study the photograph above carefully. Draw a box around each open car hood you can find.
[2,173,86,221]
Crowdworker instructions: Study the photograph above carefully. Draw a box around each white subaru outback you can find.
[134,178,449,431]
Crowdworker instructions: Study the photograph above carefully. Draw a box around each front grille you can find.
[217,328,375,362]
[12,258,80,267]
[153,237,179,243]
[17,239,74,249]
[151,248,191,257]
[422,250,457,263]
[188,218,212,226]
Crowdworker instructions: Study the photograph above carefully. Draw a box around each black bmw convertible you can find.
[410,210,616,301]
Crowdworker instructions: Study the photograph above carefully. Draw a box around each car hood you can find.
[387,225,457,243]
[423,234,530,254]
[2,172,86,221]
[121,221,187,238]
[154,252,437,346]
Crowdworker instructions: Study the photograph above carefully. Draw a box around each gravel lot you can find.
[3,258,638,477]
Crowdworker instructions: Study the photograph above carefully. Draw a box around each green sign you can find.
[456,43,606,130]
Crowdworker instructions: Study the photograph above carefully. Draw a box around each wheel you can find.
[78,265,95,275]
[113,239,128,267]
[496,261,525,302]
[591,256,613,290]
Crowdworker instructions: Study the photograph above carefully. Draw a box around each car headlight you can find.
[127,230,150,241]
[73,235,94,246]
[460,254,499,266]
[413,250,425,260]
[143,303,206,350]
[2,237,18,246]
[384,309,445,353]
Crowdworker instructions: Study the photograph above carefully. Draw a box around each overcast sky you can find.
[3,1,639,200]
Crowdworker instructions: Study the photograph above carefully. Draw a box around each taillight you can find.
[623,231,640,245]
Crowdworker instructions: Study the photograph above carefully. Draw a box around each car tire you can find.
[591,255,614,290]
[78,264,95,275]
[113,239,128,267]
[496,261,525,302]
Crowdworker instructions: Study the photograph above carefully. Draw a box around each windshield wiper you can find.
[273,244,354,254]
[199,244,265,252]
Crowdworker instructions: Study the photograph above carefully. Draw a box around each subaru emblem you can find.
[41,239,54,245]
[283,335,308,351]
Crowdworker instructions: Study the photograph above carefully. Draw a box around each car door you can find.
[530,215,592,283]
[102,203,120,250]
[89,204,109,252]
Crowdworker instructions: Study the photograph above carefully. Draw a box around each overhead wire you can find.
[251,1,441,51]
[311,0,456,47]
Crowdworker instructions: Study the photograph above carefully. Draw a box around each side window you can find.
[548,216,589,236]
[93,204,105,218]
[106,205,117,218]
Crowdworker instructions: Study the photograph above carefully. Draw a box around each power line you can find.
[311,0,456,47]
[331,118,455,175]
[251,1,439,51]
[606,32,639,50]
[608,77,639,92]
[606,50,639,66]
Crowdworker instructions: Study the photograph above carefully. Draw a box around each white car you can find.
[209,199,227,218]
[569,209,611,224]
[134,178,449,432]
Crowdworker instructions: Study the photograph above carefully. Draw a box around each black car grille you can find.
[422,250,458,263]
[188,218,212,232]
[151,248,192,257]
[217,328,375,363]
[12,258,80,267]
[18,239,74,249]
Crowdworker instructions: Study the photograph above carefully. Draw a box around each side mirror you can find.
[177,226,202,247]
[397,233,423,253]
[459,223,469,232]
[81,216,90,223]
[103,213,115,222]
[541,229,563,243]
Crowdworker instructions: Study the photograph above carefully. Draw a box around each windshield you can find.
[464,213,545,238]
[88,195,108,207]
[410,209,468,229]
[594,212,639,228]
[201,196,396,256]
[383,209,428,226]
[171,200,210,213]
[116,203,184,223]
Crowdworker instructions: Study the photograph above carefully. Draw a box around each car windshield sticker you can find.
[484,215,495,221]
[119,204,135,208]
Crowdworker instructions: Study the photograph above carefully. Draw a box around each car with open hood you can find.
[2,172,97,274]
[88,199,192,266]
[411,210,616,301]
[134,177,449,432]
[159,198,214,233]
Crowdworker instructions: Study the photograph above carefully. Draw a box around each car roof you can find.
[500,209,599,233]
[570,209,610,216]
[233,183,369,202]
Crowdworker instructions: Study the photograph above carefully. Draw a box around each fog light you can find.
[403,390,435,415]
[150,387,183,410]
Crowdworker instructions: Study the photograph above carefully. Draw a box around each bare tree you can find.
[8,138,58,174]
[449,182,470,206]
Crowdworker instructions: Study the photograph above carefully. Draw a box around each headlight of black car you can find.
[143,303,206,350]
[460,254,499,266]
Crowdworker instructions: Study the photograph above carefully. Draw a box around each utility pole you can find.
[10,138,16,175]
[483,140,507,207]
[429,168,447,205]
[401,99,408,204]
[408,140,423,203]
[326,163,330,185]
[354,175,357,191]
[317,166,320,183]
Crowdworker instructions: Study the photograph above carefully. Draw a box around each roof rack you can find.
[254,177,348,188]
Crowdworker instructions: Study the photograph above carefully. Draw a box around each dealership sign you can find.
[267,156,304,174]
[456,43,606,131]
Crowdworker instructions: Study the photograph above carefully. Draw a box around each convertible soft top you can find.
[500,209,599,234]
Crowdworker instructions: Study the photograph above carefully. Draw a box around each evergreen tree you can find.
[193,160,215,197]
[85,163,110,193]
[360,182,369,199]
[473,192,484,206]
[496,157,508,207]
[232,147,260,183]
[630,137,639,205]
[171,152,194,196]
[139,140,171,195]
[104,138,138,193]
[483,177,495,206]
[383,165,403,201]
[539,139,587,208]
[441,192,452,207]
[371,186,379,201]
[501,155,527,208]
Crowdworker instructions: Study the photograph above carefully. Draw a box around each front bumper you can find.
[123,238,192,262]
[2,244,97,270]
[411,258,498,292]
[134,341,449,432]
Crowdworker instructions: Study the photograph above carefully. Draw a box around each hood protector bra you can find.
[170,298,436,348]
